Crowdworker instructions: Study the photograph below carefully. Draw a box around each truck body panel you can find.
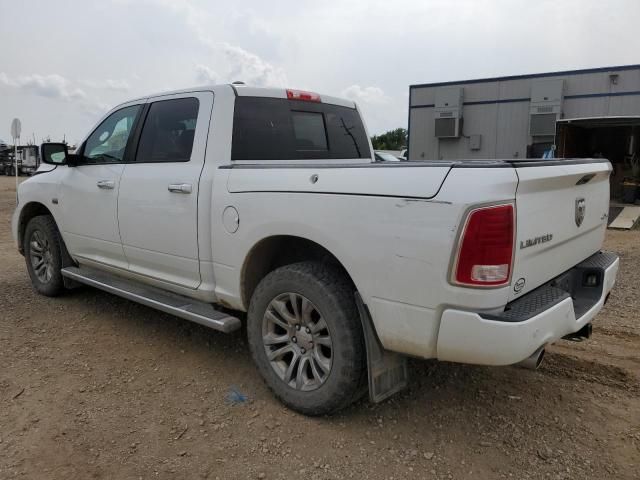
[509,161,611,301]
[12,84,619,368]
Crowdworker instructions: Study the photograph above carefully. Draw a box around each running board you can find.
[61,266,241,333]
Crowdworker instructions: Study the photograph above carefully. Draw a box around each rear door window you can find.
[232,97,370,160]
[135,97,199,163]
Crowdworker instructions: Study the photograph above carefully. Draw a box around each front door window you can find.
[83,105,141,163]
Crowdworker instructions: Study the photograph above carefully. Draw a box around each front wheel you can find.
[23,215,65,297]
[247,262,366,416]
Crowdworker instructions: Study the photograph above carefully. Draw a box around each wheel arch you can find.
[240,235,358,309]
[17,202,55,254]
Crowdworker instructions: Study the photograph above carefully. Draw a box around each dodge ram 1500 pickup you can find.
[13,84,619,415]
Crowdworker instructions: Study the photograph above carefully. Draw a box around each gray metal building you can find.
[408,64,640,202]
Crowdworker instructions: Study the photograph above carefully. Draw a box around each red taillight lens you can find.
[454,204,514,286]
[286,89,321,102]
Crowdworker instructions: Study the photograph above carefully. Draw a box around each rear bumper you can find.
[436,251,619,366]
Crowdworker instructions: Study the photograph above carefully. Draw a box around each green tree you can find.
[371,128,407,150]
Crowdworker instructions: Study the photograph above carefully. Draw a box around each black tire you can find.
[247,261,366,416]
[23,215,66,297]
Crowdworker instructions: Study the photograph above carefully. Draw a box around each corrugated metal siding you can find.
[408,66,640,160]
[495,102,530,158]
[564,97,609,118]
[607,96,640,116]
[498,79,531,100]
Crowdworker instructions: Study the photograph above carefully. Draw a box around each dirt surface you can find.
[0,176,638,479]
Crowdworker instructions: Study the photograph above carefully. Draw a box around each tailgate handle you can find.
[576,173,596,185]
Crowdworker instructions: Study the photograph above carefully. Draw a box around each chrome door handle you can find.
[168,183,192,194]
[96,180,115,190]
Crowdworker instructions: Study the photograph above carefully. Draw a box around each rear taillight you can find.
[286,89,321,102]
[453,204,515,287]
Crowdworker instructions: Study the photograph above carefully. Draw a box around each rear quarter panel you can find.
[212,164,519,358]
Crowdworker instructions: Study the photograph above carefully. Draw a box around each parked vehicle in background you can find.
[374,150,403,162]
[0,140,13,176]
[399,148,407,159]
[0,145,40,176]
[19,145,39,175]
[13,84,619,415]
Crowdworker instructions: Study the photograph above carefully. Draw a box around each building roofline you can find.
[409,64,640,90]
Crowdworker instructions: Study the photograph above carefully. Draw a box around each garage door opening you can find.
[556,117,640,205]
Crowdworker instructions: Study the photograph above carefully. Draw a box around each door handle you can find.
[96,180,115,190]
[168,183,193,194]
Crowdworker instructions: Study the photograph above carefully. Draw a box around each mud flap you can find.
[355,293,409,403]
[58,230,82,290]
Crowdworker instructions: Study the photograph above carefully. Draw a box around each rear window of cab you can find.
[231,97,371,160]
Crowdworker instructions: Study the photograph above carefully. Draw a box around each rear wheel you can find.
[247,261,366,416]
[23,215,65,297]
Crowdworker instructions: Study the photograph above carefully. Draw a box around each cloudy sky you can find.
[1,0,639,144]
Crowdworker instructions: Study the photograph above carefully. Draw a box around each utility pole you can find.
[11,118,21,203]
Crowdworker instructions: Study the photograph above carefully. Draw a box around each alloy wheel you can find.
[262,292,333,391]
[29,230,54,283]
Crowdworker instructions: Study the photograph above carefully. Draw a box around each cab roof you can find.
[127,84,356,109]
[231,85,356,108]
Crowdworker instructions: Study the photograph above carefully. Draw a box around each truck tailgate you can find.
[509,160,612,301]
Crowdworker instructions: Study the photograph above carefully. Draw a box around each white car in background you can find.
[374,150,403,162]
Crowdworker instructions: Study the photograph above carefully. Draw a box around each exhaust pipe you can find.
[516,346,545,370]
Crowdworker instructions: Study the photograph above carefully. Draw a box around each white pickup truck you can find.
[13,84,619,415]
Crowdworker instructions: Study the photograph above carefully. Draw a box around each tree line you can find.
[370,128,406,150]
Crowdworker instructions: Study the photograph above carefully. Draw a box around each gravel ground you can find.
[0,176,638,479]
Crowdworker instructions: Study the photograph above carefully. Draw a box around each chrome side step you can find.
[61,266,241,333]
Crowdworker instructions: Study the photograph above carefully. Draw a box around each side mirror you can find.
[41,143,80,167]
[41,143,68,165]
